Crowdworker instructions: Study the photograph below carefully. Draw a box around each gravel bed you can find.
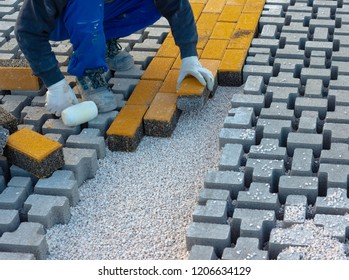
[46,86,242,260]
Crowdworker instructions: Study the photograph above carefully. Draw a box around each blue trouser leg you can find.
[50,0,161,77]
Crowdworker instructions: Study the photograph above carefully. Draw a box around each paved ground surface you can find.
[1,0,349,260]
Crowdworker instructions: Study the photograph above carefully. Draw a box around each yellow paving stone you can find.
[159,69,180,94]
[235,13,261,31]
[191,3,205,21]
[6,128,62,161]
[141,57,175,81]
[143,92,180,137]
[197,32,210,49]
[201,39,229,60]
[226,0,246,5]
[211,22,236,39]
[106,105,148,138]
[196,13,219,33]
[218,49,248,85]
[228,29,255,49]
[203,0,227,13]
[127,80,163,106]
[243,0,265,13]
[0,67,41,90]
[218,5,243,22]
[190,0,208,4]
[156,36,179,58]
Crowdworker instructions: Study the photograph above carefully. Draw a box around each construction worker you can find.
[15,0,214,117]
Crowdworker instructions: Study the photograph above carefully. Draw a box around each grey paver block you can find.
[278,176,318,205]
[305,41,333,58]
[198,188,233,216]
[242,65,273,83]
[44,133,65,145]
[326,105,349,123]
[231,208,275,245]
[0,209,19,235]
[9,165,38,184]
[222,237,268,260]
[260,24,278,39]
[0,222,48,260]
[268,72,301,88]
[224,107,255,129]
[249,138,287,161]
[7,176,33,196]
[245,53,271,66]
[112,64,144,80]
[323,122,349,145]
[0,251,35,260]
[62,147,98,186]
[266,86,299,108]
[204,171,244,199]
[304,79,324,98]
[259,17,285,33]
[243,76,265,95]
[275,45,305,60]
[219,128,256,152]
[192,200,227,224]
[297,111,319,133]
[186,222,231,257]
[231,94,265,116]
[291,148,314,176]
[332,61,349,76]
[314,214,349,242]
[309,19,336,34]
[188,245,218,260]
[283,195,307,227]
[236,182,280,212]
[129,50,156,69]
[88,110,118,136]
[287,132,323,157]
[245,158,285,192]
[66,128,106,159]
[34,170,79,207]
[110,78,139,99]
[320,143,349,165]
[0,95,31,120]
[218,143,244,171]
[276,251,302,260]
[256,118,292,146]
[273,58,304,74]
[279,32,308,46]
[260,102,295,121]
[318,163,349,192]
[20,106,54,133]
[315,188,349,215]
[42,118,81,141]
[294,97,328,119]
[23,194,71,229]
[300,68,332,87]
[0,186,28,210]
[251,38,280,56]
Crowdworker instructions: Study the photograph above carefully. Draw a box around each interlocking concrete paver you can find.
[188,245,218,260]
[192,200,228,224]
[283,195,307,227]
[222,237,268,260]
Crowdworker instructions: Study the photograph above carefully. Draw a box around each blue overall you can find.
[50,0,161,77]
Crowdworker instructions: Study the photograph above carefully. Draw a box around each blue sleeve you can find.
[15,0,68,87]
[154,0,198,58]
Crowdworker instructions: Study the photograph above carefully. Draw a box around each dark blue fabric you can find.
[50,0,161,77]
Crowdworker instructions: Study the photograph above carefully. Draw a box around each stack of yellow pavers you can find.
[106,0,265,152]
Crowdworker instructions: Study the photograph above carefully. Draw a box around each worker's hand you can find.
[176,56,214,91]
[45,78,79,117]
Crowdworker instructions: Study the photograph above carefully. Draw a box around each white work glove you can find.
[45,78,79,117]
[176,56,214,91]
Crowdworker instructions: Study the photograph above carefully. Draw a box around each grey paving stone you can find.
[112,64,144,80]
[9,165,38,184]
[326,105,349,124]
[251,38,280,56]
[245,54,271,66]
[314,214,349,242]
[320,143,349,165]
[300,68,332,87]
[62,147,98,186]
[0,95,31,120]
[0,222,48,260]
[219,143,244,171]
[231,208,275,245]
[66,128,106,159]
[20,106,54,133]
[242,65,273,83]
[222,237,268,260]
[294,97,328,119]
[0,209,19,235]
[313,27,329,42]
[276,251,302,260]
[198,188,233,217]
[323,122,349,145]
[192,200,227,224]
[0,251,35,260]
[0,186,28,210]
[248,47,271,56]
[44,133,65,145]
[262,4,284,17]
[188,245,218,260]
[304,79,324,98]
[129,50,156,69]
[42,119,81,141]
[31,95,46,107]
[266,86,299,108]
[224,107,255,128]
[259,17,285,33]
[110,78,139,99]
[286,11,312,23]
[309,19,336,34]
[256,118,292,146]
[186,222,231,257]
[297,111,319,133]
[305,41,333,58]
[318,163,349,192]
[231,94,265,116]
[249,138,287,161]
[7,176,33,196]
[23,194,70,229]
[260,24,278,39]
[275,45,305,60]
[34,170,79,207]
[144,26,169,41]
[331,48,349,62]
[291,148,314,176]
[268,72,301,89]
[309,56,327,69]
[260,102,295,121]
[0,21,14,37]
[236,182,280,212]
[278,175,318,205]
[245,158,285,192]
[287,132,323,157]
[283,195,307,227]
[315,188,349,215]
[219,128,256,152]
[133,38,161,52]
[313,0,338,13]
[204,171,244,199]
[243,76,265,95]
[273,58,304,74]
[279,32,308,46]
[88,110,118,136]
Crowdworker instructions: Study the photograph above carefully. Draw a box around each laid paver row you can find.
[186,0,349,260]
